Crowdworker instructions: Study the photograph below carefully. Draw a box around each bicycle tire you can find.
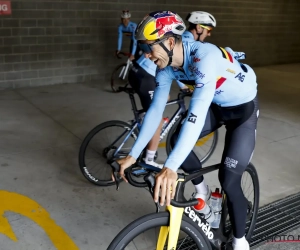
[165,117,218,164]
[111,63,129,93]
[224,163,259,241]
[78,120,139,186]
[107,212,212,250]
[243,163,259,241]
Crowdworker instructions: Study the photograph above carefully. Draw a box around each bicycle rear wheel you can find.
[111,63,130,93]
[78,120,138,186]
[224,163,259,241]
[166,118,218,164]
[107,212,212,250]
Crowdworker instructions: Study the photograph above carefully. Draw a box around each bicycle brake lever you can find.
[144,173,161,213]
[110,161,121,190]
[155,202,161,213]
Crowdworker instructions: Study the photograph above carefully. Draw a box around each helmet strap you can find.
[158,39,175,66]
[195,25,204,41]
[196,31,203,41]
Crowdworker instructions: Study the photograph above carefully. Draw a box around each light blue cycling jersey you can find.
[117,21,137,55]
[129,40,257,172]
[182,30,195,42]
[136,54,186,89]
[174,31,194,88]
[225,47,246,60]
[136,54,157,76]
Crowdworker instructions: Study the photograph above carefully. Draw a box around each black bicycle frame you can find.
[111,88,191,159]
[160,91,190,140]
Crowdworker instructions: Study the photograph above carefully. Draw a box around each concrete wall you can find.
[0,0,299,89]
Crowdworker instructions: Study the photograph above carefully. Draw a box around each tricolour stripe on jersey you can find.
[216,76,226,89]
[217,46,233,63]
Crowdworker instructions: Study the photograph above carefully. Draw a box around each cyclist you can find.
[183,11,216,42]
[127,11,220,168]
[118,11,259,250]
[116,10,138,61]
[184,11,246,60]
[180,11,247,197]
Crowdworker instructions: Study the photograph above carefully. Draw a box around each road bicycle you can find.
[111,52,132,93]
[106,159,259,249]
[78,86,218,186]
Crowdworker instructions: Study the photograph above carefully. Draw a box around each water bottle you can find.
[193,198,215,224]
[161,117,169,131]
[210,188,222,228]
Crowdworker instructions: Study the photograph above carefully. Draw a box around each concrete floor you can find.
[0,63,299,250]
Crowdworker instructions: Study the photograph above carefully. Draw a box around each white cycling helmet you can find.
[121,10,131,19]
[186,11,216,27]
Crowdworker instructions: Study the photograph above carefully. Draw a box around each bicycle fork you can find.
[156,205,184,250]
[155,179,185,250]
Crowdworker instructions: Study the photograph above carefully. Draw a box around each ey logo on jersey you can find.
[188,113,197,124]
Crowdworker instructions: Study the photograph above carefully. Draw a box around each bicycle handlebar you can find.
[110,160,200,208]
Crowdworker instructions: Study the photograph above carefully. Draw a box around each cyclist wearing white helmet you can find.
[183,11,216,42]
[117,10,259,250]
[116,10,138,61]
[183,11,246,60]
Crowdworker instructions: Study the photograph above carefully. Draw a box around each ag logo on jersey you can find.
[235,72,245,82]
[187,113,197,124]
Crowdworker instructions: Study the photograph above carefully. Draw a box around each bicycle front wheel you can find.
[111,63,130,93]
[166,118,218,164]
[78,120,138,186]
[107,212,212,250]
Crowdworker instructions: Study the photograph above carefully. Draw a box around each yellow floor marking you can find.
[0,190,79,250]
[158,132,214,148]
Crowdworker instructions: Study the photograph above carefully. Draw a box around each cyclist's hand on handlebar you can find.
[154,167,177,206]
[116,155,136,182]
[129,54,135,61]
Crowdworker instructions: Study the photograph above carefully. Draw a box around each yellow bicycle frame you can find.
[156,179,185,250]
